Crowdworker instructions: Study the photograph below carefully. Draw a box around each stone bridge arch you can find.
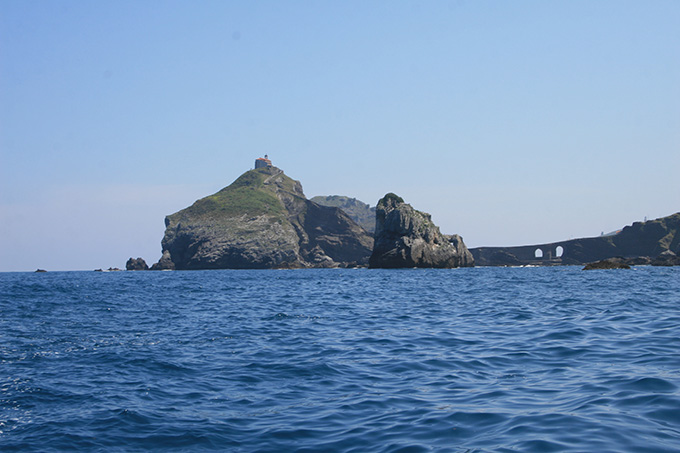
[470,234,629,267]
[469,240,575,266]
[534,247,560,260]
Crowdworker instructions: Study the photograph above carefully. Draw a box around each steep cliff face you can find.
[154,167,373,269]
[369,193,474,268]
[612,213,680,257]
[310,196,376,232]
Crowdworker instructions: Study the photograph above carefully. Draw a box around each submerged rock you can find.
[625,256,652,266]
[583,258,631,270]
[152,166,373,270]
[369,193,474,268]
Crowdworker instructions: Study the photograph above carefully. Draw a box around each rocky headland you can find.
[150,166,373,270]
[369,193,474,268]
[472,212,680,267]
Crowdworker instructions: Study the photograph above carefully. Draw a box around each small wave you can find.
[615,376,677,393]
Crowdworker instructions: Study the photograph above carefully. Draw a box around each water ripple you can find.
[1,267,679,451]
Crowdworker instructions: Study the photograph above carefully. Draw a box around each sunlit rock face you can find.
[369,193,474,269]
[153,166,373,270]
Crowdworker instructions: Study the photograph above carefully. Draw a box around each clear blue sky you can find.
[1,1,679,271]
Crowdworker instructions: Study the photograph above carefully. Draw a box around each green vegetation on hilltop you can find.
[229,167,300,194]
[168,168,288,222]
[189,187,285,219]
[379,193,404,205]
[229,169,267,189]
[155,166,375,270]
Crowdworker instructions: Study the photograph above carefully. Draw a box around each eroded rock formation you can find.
[369,193,474,268]
[126,257,149,271]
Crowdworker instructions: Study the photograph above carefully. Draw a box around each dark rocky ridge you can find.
[583,257,631,270]
[311,196,376,232]
[471,212,680,266]
[152,166,373,269]
[369,193,474,268]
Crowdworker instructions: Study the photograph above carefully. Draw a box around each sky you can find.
[1,1,679,272]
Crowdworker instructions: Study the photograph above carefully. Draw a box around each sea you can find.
[1,266,679,452]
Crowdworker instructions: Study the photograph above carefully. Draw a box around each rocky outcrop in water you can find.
[152,166,373,269]
[150,250,175,270]
[126,257,149,271]
[369,193,474,268]
[583,257,631,270]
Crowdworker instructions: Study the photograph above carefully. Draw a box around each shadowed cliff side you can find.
[311,195,376,233]
[369,193,474,268]
[152,166,373,270]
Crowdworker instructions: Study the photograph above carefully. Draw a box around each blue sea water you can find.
[1,267,679,452]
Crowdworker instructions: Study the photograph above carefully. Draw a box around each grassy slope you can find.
[167,169,289,223]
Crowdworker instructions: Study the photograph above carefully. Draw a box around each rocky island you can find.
[369,193,474,268]
[150,163,373,270]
